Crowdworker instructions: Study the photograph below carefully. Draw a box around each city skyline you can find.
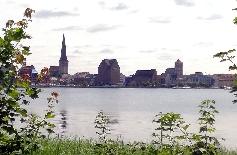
[1,0,237,76]
[18,35,234,88]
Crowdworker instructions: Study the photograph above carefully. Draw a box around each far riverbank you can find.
[33,85,226,89]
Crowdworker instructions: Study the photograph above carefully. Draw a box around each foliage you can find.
[192,99,220,154]
[153,112,185,145]
[213,9,237,103]
[152,112,192,154]
[214,50,237,103]
[152,100,220,155]
[0,8,57,154]
[29,138,237,155]
[214,49,237,71]
[94,110,110,143]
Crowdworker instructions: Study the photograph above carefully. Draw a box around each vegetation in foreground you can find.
[0,8,59,155]
[29,138,237,155]
[30,100,236,155]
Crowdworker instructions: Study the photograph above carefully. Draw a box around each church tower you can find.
[59,34,69,74]
[175,59,183,78]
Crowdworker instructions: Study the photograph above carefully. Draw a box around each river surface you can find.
[29,88,237,149]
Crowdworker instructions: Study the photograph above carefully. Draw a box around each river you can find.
[28,88,237,149]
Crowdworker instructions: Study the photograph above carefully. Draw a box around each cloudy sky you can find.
[0,0,237,75]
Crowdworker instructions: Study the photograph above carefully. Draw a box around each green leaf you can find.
[234,17,237,24]
[8,89,19,99]
[182,124,190,131]
[22,46,32,56]
[0,37,4,45]
[17,108,28,117]
[45,112,55,119]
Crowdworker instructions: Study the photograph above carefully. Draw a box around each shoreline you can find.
[33,85,225,89]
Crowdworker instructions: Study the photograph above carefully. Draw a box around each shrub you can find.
[0,8,57,154]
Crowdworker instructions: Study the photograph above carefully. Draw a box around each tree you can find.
[214,10,237,103]
[0,8,57,154]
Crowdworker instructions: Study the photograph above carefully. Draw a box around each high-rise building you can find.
[175,59,183,78]
[97,59,120,85]
[59,34,69,75]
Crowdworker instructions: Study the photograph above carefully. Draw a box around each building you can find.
[72,72,90,87]
[59,34,69,75]
[164,68,177,87]
[18,65,38,84]
[96,59,120,85]
[134,69,157,82]
[88,74,97,86]
[125,69,158,87]
[158,74,166,87]
[119,73,126,86]
[186,72,214,87]
[212,74,235,88]
[48,34,69,78]
[175,59,183,78]
[161,59,184,87]
[49,66,60,77]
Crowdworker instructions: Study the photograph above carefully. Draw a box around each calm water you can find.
[29,88,237,149]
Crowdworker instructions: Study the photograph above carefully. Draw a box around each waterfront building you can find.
[88,74,97,86]
[49,77,59,85]
[59,74,73,85]
[186,72,214,87]
[158,73,166,86]
[73,72,90,79]
[96,59,120,85]
[72,72,91,87]
[18,65,38,84]
[164,68,177,87]
[212,74,235,88]
[49,66,60,77]
[125,69,158,87]
[175,59,183,78]
[124,76,134,87]
[134,69,157,81]
[59,34,69,75]
[162,59,184,87]
[119,73,126,86]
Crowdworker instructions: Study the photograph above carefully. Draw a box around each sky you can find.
[0,0,237,76]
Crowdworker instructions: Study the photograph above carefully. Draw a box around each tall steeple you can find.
[60,34,67,60]
[59,34,69,74]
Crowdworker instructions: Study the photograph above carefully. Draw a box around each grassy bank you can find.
[29,138,237,155]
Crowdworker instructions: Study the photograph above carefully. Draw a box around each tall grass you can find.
[30,138,153,155]
[30,138,237,155]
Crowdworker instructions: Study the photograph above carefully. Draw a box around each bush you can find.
[0,8,57,154]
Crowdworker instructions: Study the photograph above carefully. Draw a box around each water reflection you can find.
[108,114,119,125]
[59,110,67,135]
[108,118,119,124]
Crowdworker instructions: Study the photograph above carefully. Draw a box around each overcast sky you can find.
[1,0,237,75]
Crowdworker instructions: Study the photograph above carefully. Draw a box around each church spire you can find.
[59,34,69,74]
[60,34,67,61]
[62,33,65,46]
